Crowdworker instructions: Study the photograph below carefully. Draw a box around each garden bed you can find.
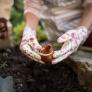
[0,46,87,92]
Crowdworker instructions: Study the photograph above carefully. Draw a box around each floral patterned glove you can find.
[52,26,89,64]
[20,26,44,63]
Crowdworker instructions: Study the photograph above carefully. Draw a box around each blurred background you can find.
[11,0,47,45]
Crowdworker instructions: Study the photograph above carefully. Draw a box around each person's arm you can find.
[24,0,42,30]
[52,2,92,64]
[25,13,39,30]
[20,0,44,63]
[80,4,92,30]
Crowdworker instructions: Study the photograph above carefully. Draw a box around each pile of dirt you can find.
[0,47,87,92]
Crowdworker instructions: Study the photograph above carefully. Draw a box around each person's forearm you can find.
[25,13,39,30]
[80,5,92,30]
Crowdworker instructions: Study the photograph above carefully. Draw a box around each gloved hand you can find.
[20,26,44,64]
[52,26,89,64]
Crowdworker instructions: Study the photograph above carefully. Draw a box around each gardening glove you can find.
[52,26,89,64]
[20,26,44,64]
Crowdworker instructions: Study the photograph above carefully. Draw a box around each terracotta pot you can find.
[39,44,54,64]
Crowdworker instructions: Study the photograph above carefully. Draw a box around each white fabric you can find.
[24,0,42,17]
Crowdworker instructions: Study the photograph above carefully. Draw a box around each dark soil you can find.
[0,46,87,92]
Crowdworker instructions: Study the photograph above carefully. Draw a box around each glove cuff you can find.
[78,26,88,33]
[77,26,89,44]
[23,26,36,40]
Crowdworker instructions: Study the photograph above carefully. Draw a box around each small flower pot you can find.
[39,44,54,64]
